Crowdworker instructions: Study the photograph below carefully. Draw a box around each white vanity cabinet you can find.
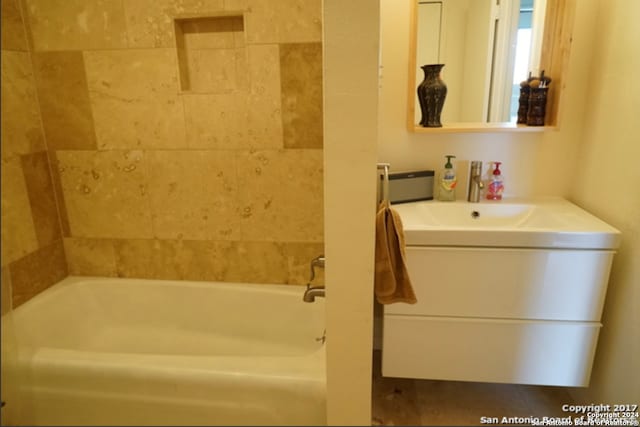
[381,199,621,387]
[382,247,614,386]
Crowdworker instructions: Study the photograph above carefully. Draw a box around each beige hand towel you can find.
[374,200,417,304]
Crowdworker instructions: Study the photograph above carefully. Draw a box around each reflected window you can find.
[509,0,535,122]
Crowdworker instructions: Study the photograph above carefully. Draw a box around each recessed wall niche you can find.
[174,15,247,93]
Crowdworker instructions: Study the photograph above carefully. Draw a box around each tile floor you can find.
[371,351,574,426]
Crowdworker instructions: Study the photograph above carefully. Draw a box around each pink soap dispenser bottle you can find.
[486,162,504,200]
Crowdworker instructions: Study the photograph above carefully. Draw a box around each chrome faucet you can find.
[303,255,326,302]
[309,255,325,282]
[467,161,484,203]
[303,286,325,302]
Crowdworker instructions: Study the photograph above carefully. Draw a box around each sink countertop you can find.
[392,196,621,249]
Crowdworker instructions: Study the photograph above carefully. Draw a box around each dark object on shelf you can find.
[517,85,530,124]
[527,87,549,126]
[518,70,552,126]
[417,64,447,128]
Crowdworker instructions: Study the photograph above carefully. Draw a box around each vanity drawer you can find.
[385,247,614,321]
[382,315,600,386]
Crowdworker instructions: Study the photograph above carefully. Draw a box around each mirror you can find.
[407,0,575,131]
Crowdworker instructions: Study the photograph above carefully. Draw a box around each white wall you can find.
[567,0,640,403]
[324,0,379,424]
[379,0,638,403]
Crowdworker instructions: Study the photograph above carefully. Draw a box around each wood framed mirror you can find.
[407,0,575,133]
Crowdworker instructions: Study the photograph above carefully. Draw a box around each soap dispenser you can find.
[486,162,504,200]
[437,155,457,201]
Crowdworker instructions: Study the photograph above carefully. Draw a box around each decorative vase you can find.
[417,64,447,127]
[527,87,548,126]
[516,85,530,124]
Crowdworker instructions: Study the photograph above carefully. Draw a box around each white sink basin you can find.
[392,197,621,249]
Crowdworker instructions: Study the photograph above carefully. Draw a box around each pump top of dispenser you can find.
[492,162,502,175]
[438,155,457,201]
[444,155,456,169]
[487,162,504,201]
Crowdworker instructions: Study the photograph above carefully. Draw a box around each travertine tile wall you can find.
[1,0,67,313]
[19,0,324,286]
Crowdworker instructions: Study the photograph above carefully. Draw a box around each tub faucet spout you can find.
[303,285,325,302]
[467,161,484,203]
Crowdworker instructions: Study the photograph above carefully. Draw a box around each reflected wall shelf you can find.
[412,123,557,134]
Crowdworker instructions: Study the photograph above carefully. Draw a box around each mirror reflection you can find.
[413,0,547,124]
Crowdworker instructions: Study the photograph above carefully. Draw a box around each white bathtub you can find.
[0,276,326,426]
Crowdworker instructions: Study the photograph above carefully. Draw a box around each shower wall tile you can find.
[0,51,45,160]
[246,91,284,149]
[183,45,282,149]
[64,237,117,277]
[113,239,289,284]
[64,238,316,286]
[21,151,61,247]
[221,241,289,284]
[1,157,38,267]
[244,0,321,44]
[183,93,249,149]
[0,6,68,309]
[83,49,186,150]
[1,0,28,51]
[114,239,212,280]
[248,44,282,103]
[1,267,13,315]
[23,0,128,51]
[17,1,326,287]
[224,0,248,10]
[147,150,241,240]
[50,152,72,237]
[247,45,283,148]
[123,0,225,48]
[9,240,67,308]
[280,43,323,149]
[185,48,243,93]
[56,150,153,239]
[237,150,323,242]
[32,52,97,151]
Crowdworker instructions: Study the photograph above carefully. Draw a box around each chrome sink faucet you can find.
[467,161,484,203]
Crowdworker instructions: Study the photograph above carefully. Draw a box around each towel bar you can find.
[377,163,390,204]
